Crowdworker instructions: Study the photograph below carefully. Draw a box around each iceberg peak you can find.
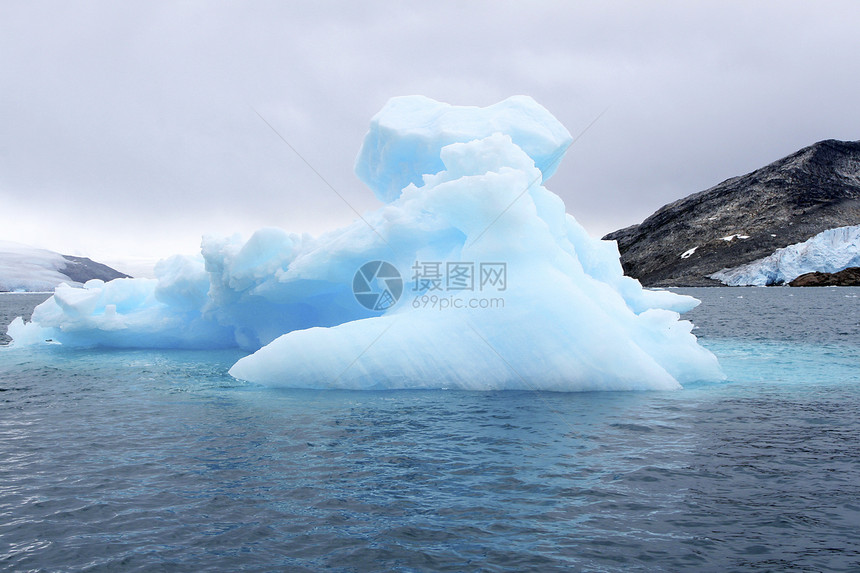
[355,95,573,203]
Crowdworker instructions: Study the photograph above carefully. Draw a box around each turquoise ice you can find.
[9,96,723,390]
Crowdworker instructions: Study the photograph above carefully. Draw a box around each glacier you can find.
[0,241,129,293]
[710,225,860,286]
[9,95,723,390]
[1,241,81,292]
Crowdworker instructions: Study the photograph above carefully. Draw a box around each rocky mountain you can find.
[789,267,860,287]
[0,241,130,292]
[603,139,860,286]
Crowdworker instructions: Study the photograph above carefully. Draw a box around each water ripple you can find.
[1,289,860,570]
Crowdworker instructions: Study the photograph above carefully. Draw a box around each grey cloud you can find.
[2,1,859,273]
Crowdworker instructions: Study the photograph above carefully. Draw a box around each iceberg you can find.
[710,225,860,286]
[10,96,723,391]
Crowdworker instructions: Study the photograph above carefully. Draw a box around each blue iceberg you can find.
[9,96,723,390]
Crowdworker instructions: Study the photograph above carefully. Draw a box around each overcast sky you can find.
[3,1,860,276]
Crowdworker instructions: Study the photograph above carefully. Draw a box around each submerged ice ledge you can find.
[9,96,723,391]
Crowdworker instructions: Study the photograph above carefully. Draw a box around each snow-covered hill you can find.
[0,241,130,292]
[709,225,860,286]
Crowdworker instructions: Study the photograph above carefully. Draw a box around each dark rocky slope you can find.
[603,139,860,286]
[59,255,130,284]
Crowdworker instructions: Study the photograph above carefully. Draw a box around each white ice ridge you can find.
[0,241,75,292]
[710,225,860,286]
[9,96,724,391]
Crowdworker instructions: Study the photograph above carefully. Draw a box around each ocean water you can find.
[1,287,859,572]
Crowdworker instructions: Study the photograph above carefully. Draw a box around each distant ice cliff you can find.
[710,225,860,286]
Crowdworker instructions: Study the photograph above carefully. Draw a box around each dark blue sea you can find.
[1,287,859,572]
